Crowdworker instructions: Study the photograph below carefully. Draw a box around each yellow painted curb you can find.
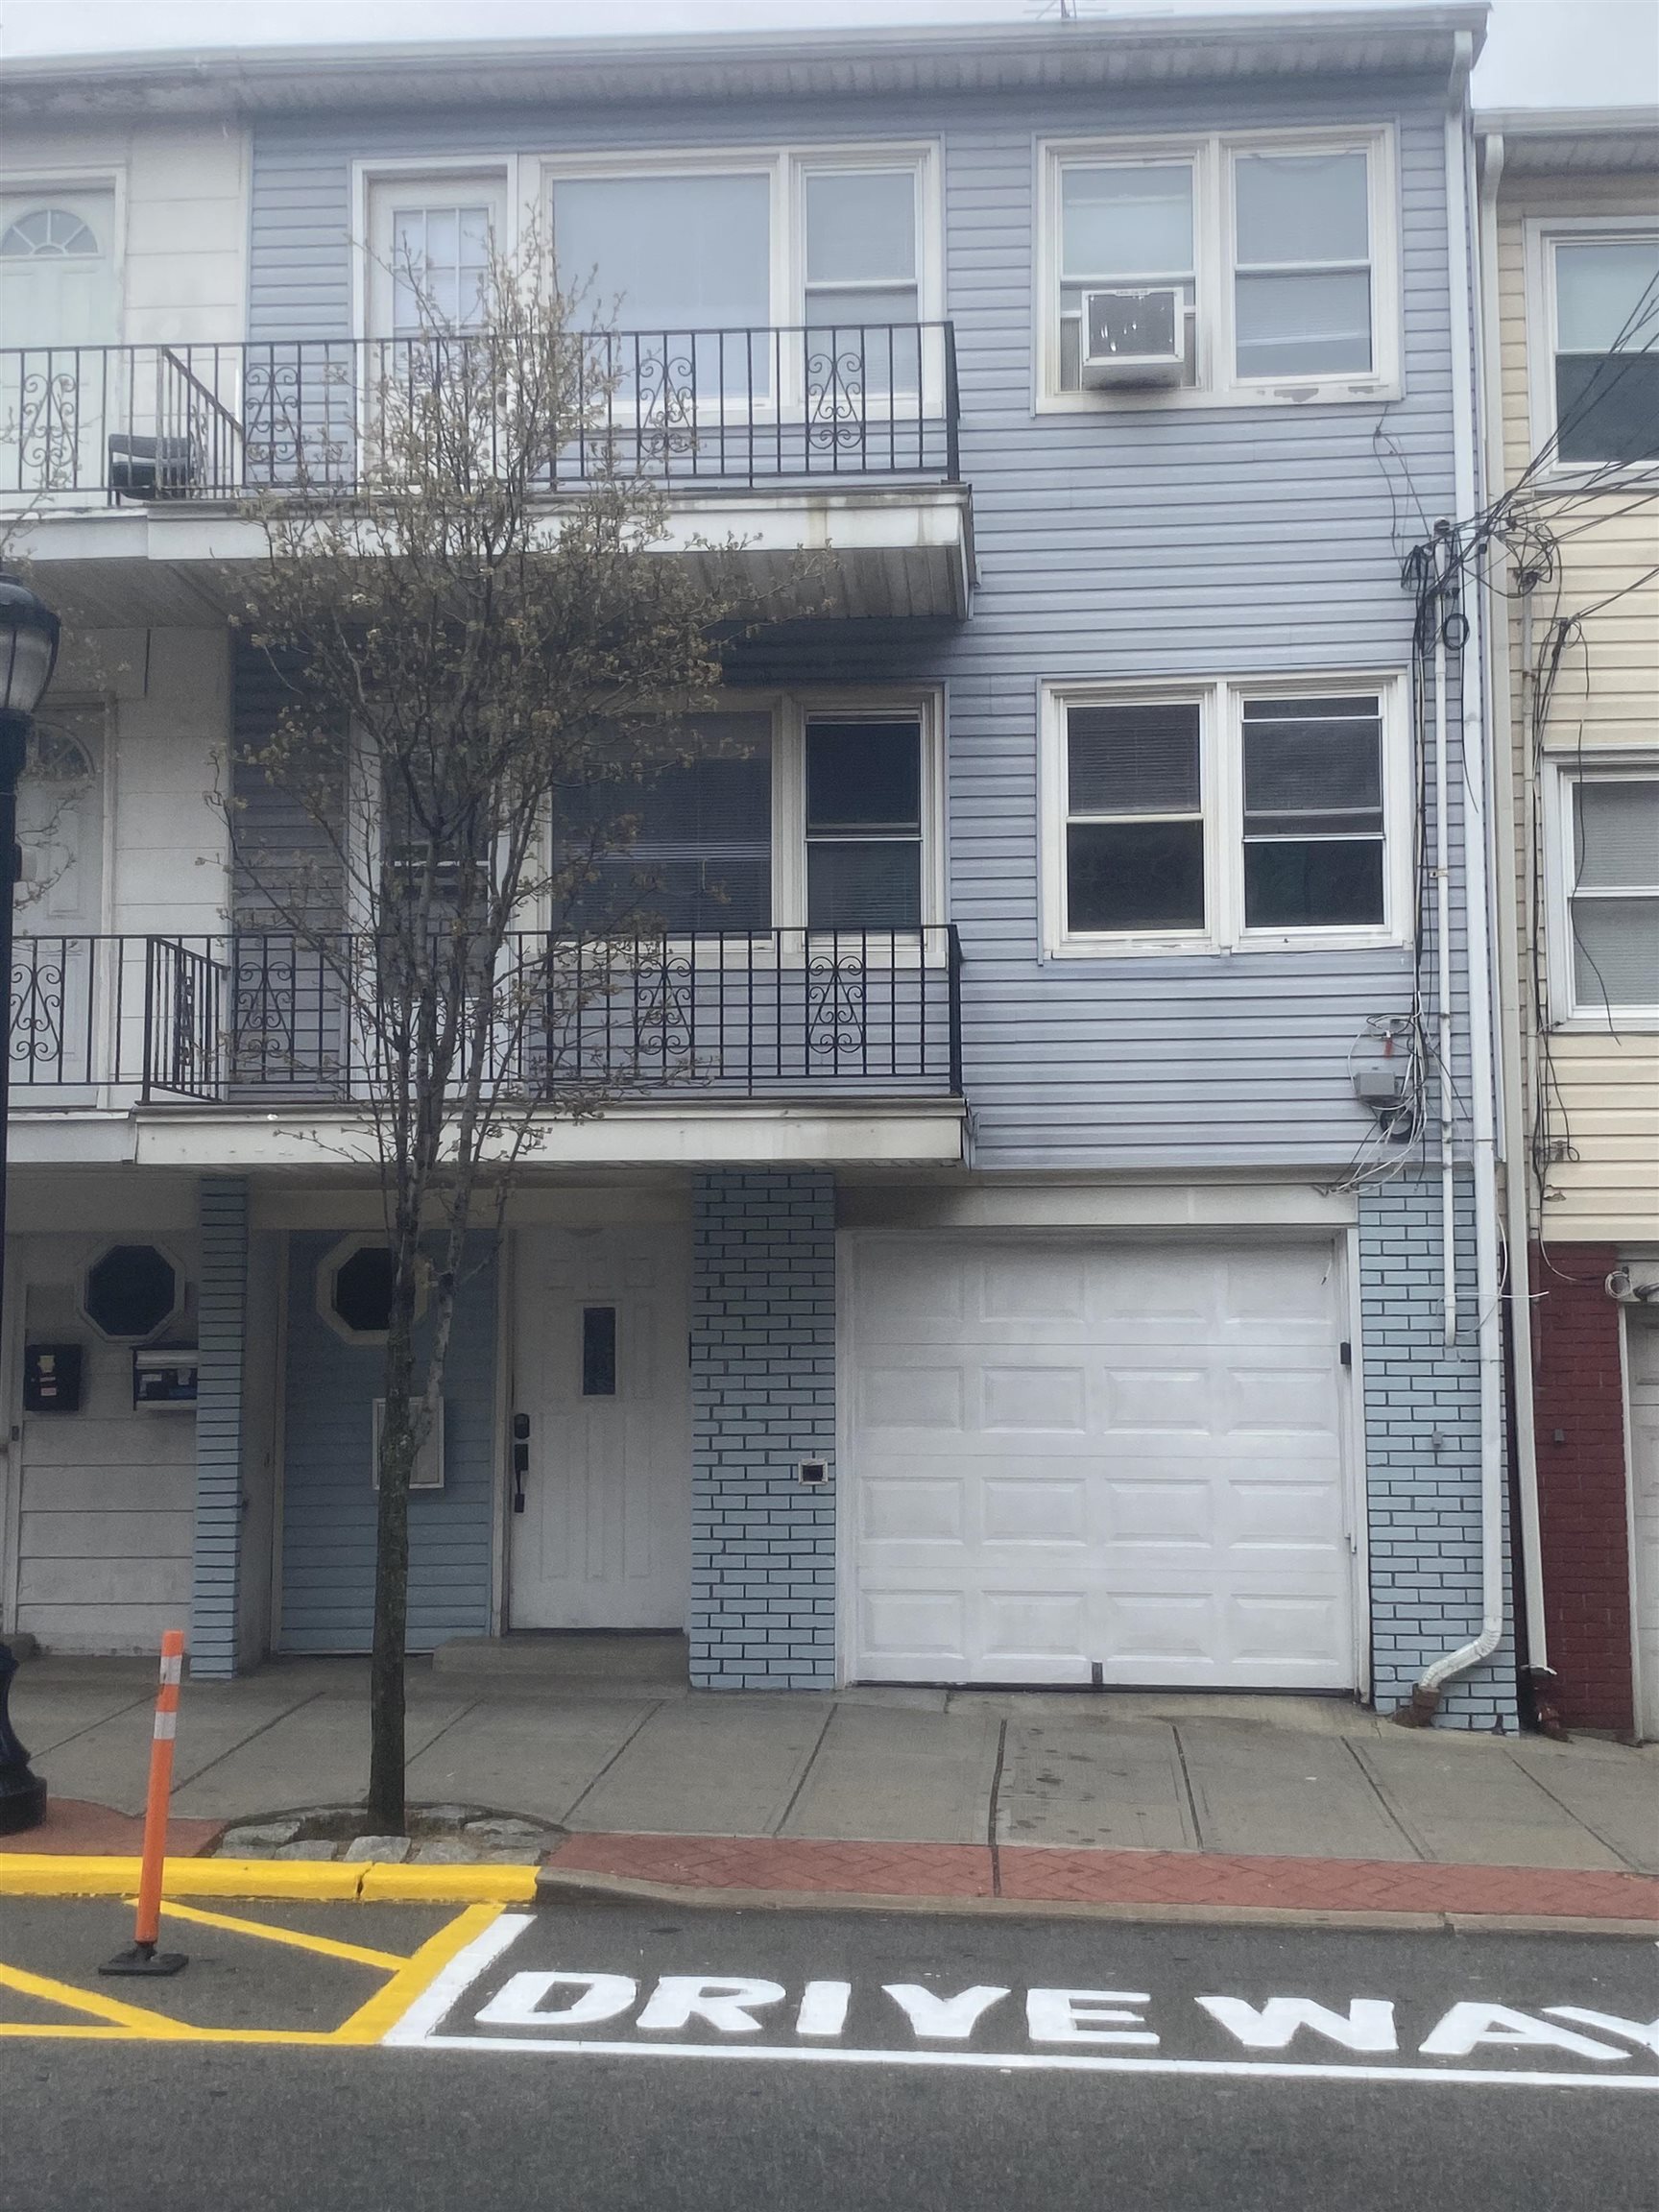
[0,1855,539,1904]
[357,1863,538,1903]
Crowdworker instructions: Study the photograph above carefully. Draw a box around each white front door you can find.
[848,1234,1356,1689]
[509,1225,691,1630]
[1628,1310,1659,1742]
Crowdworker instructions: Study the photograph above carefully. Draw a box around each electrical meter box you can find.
[132,1348,199,1410]
[24,1344,84,1413]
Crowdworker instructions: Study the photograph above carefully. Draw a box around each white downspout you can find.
[1479,130,1551,1684]
[1398,68,1507,1720]
[1433,535,1456,1350]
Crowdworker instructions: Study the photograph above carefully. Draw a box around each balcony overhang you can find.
[8,1100,967,1172]
[8,485,973,628]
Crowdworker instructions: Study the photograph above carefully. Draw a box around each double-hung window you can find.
[557,696,937,939]
[805,717,924,927]
[548,149,935,402]
[1554,770,1659,1022]
[1231,150,1375,380]
[1047,678,1401,953]
[1043,129,1394,404]
[1056,159,1198,391]
[1543,230,1659,469]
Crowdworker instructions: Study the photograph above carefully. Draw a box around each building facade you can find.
[1481,110,1659,1739]
[0,10,1525,1726]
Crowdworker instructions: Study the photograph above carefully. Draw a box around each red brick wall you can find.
[1529,1243,1634,1734]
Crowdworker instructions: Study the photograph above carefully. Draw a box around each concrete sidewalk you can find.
[9,1655,1657,1877]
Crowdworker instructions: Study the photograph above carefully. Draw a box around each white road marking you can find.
[398,2034,1659,2089]
[382,1913,537,2048]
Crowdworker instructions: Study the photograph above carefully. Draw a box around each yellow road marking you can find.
[0,1901,506,2047]
[0,1960,196,2038]
[150,1899,410,1972]
[331,1902,505,2045]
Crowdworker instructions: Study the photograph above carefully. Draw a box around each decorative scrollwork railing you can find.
[0,325,958,499]
[7,927,962,1104]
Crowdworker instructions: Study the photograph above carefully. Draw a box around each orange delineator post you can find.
[99,1628,188,1978]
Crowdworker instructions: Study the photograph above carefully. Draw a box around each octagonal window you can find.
[334,1245,396,1336]
[83,1243,180,1341]
[318,1236,425,1345]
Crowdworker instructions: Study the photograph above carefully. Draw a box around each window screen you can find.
[1058,163,1196,391]
[1552,239,1659,466]
[1241,694,1384,927]
[559,713,773,935]
[805,718,923,929]
[1233,151,1373,379]
[1570,778,1659,1012]
[1065,701,1205,932]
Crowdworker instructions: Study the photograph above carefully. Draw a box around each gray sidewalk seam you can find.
[1496,1744,1647,1873]
[771,1705,836,1838]
[1337,1733,1425,1862]
[558,1699,665,1828]
[168,1691,328,1794]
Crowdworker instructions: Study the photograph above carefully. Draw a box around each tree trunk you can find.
[367,1316,418,1834]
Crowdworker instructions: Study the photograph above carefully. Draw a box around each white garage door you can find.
[1629,1312,1659,1743]
[848,1235,1356,1689]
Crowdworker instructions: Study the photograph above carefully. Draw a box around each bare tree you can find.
[223,246,771,1831]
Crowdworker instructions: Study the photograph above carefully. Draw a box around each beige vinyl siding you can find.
[1497,171,1659,1244]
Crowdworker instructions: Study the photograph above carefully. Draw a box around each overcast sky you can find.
[0,0,1653,110]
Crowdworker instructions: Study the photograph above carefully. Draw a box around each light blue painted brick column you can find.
[1358,1173,1517,1730]
[690,1170,836,1691]
[190,1175,249,1679]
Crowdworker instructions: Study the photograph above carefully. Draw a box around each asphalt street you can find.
[0,1898,1654,2212]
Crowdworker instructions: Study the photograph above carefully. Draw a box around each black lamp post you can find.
[0,575,60,1836]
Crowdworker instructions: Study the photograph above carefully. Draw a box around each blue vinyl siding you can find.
[278,1232,497,1652]
[244,73,1471,1176]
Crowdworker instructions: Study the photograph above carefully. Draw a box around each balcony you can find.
[1,329,971,626]
[7,928,966,1171]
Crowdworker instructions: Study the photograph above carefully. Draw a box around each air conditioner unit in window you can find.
[1080,287,1186,389]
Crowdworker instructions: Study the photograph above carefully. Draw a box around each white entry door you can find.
[509,1225,691,1630]
[1629,1311,1659,1743]
[848,1234,1356,1689]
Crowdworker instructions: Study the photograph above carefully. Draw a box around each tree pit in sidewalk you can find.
[211,1803,563,1863]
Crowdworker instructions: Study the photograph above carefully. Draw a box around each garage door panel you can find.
[851,1235,1355,1689]
[982,1477,1087,1543]
[860,1475,965,1544]
[859,1588,966,1672]
[1099,1478,1214,1547]
[981,1251,1087,1320]
[859,1363,965,1430]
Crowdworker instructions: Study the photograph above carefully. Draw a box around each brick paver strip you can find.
[547,1833,1659,1923]
[996,1845,1659,1922]
[551,1833,995,1898]
[0,1797,224,1859]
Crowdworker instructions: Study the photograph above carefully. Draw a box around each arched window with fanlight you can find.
[0,189,117,349]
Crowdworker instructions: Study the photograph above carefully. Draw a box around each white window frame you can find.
[1037,123,1400,412]
[1526,215,1659,485]
[773,687,947,937]
[556,687,945,949]
[537,141,943,413]
[352,159,519,344]
[1545,756,1659,1029]
[1041,672,1409,958]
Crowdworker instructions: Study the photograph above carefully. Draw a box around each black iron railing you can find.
[9,928,962,1104]
[0,326,959,500]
